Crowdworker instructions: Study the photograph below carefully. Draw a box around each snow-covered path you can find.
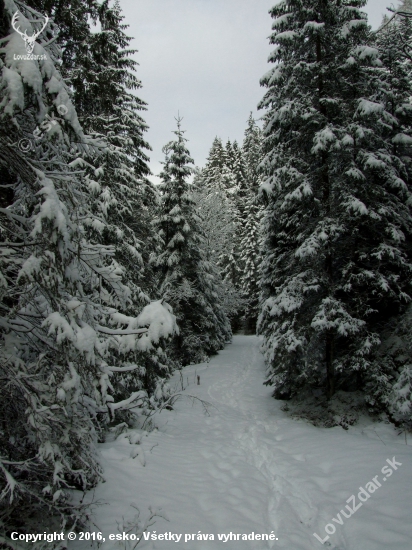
[76,336,412,550]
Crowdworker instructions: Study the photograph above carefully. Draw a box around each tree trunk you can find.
[326,331,335,399]
[317,32,335,399]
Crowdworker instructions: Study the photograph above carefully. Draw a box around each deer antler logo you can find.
[12,11,49,54]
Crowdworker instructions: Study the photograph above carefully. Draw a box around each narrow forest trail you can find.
[76,336,412,550]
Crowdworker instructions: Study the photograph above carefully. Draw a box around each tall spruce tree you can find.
[239,115,264,332]
[242,113,263,190]
[27,0,98,75]
[74,0,157,303]
[153,120,231,365]
[202,136,226,190]
[258,0,412,404]
[239,195,262,333]
[371,4,412,423]
[64,0,169,399]
[0,0,177,536]
[193,173,244,324]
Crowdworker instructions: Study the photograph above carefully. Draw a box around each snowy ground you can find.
[74,335,412,550]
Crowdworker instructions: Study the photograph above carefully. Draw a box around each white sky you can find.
[118,0,399,181]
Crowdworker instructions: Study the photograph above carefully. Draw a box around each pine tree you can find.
[224,139,235,171]
[67,0,169,399]
[258,0,412,403]
[193,170,235,269]
[219,162,236,195]
[27,1,157,304]
[193,142,244,328]
[153,120,231,365]
[231,140,248,197]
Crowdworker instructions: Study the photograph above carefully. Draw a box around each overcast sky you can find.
[119,0,399,181]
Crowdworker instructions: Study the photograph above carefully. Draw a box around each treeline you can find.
[258,0,412,427]
[194,115,264,333]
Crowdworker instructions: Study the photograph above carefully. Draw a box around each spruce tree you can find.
[193,174,243,323]
[66,0,169,399]
[0,1,177,535]
[153,120,231,365]
[242,113,263,191]
[74,0,156,302]
[258,0,412,404]
[27,0,98,75]
[239,195,262,333]
[371,4,412,422]
[231,140,248,198]
[238,114,264,332]
[225,139,235,171]
[202,137,226,190]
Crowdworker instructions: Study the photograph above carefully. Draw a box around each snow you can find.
[17,254,42,281]
[271,13,292,30]
[1,0,87,139]
[393,133,412,146]
[356,99,384,117]
[108,391,147,417]
[353,46,381,63]
[42,312,97,362]
[311,298,366,337]
[341,19,367,38]
[136,300,178,352]
[31,172,69,243]
[0,461,17,504]
[303,22,325,32]
[345,196,369,216]
[0,65,24,114]
[311,127,337,154]
[274,31,297,41]
[74,336,412,550]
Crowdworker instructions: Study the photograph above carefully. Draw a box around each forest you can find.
[1,0,412,546]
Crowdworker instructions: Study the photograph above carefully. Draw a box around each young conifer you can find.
[153,119,231,365]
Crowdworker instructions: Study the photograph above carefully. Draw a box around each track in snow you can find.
[75,335,412,550]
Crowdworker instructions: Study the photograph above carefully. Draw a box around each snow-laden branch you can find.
[96,326,148,336]
[108,391,147,417]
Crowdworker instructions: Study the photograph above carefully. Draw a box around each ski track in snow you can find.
[74,336,412,550]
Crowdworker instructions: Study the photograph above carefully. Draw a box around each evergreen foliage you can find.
[194,116,264,332]
[239,115,264,331]
[258,0,412,405]
[73,0,158,304]
[0,0,176,537]
[193,185,244,324]
[239,194,262,333]
[153,119,231,365]
[243,113,263,190]
[3,0,412,539]
[370,2,412,423]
